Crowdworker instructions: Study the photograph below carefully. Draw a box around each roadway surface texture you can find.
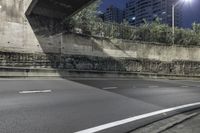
[0,78,200,133]
[131,109,200,133]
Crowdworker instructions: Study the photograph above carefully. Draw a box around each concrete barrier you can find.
[1,66,200,80]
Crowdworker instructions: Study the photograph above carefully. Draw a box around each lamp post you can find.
[172,0,192,44]
[172,0,182,44]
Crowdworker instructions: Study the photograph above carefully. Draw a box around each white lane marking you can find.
[148,86,159,88]
[102,87,118,90]
[181,86,189,88]
[19,90,52,94]
[75,102,200,133]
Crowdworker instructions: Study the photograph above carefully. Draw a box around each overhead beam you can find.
[26,0,38,16]
[26,0,96,18]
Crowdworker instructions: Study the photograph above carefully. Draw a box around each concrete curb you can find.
[0,66,200,80]
[131,109,200,133]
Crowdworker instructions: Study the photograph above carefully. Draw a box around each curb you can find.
[0,67,200,80]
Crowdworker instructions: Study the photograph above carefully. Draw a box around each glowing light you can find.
[184,0,192,4]
[131,17,136,21]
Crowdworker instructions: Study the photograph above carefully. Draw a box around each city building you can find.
[126,0,182,27]
[104,5,124,23]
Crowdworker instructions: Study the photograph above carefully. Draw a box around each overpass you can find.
[0,0,96,53]
[26,0,95,19]
[26,0,96,36]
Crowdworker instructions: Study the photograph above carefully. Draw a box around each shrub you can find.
[64,3,200,46]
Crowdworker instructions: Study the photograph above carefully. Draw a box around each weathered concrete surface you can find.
[57,33,200,62]
[1,0,200,78]
[2,66,200,80]
[0,0,41,53]
[1,31,200,77]
[1,0,200,61]
[0,0,94,53]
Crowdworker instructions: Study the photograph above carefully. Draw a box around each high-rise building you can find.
[104,5,124,23]
[126,0,182,27]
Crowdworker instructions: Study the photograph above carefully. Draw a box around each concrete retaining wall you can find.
[1,0,200,78]
[59,33,200,62]
[1,67,200,80]
[0,52,200,77]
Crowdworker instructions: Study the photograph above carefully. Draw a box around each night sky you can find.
[100,0,200,28]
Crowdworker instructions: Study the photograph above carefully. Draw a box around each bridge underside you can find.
[26,0,95,35]
[27,0,95,18]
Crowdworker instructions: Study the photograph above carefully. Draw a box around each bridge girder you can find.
[26,0,96,19]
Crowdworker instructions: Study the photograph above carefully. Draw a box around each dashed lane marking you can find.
[181,86,189,88]
[148,86,159,88]
[19,90,52,94]
[102,87,118,90]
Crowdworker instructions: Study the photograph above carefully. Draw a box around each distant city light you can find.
[131,17,136,21]
[0,5,2,9]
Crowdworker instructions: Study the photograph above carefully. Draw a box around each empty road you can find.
[0,78,200,133]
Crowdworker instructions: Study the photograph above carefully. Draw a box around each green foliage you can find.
[174,26,200,46]
[134,22,173,44]
[135,23,151,41]
[192,22,200,34]
[149,22,172,43]
[64,1,200,46]
[69,0,102,34]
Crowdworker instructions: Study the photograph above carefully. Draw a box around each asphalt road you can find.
[0,78,200,133]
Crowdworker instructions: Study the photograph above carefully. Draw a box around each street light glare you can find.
[184,0,192,3]
[132,17,136,21]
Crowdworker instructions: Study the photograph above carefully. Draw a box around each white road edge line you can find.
[75,102,200,133]
[19,90,52,94]
[102,87,118,90]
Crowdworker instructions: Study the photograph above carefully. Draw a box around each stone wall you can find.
[1,51,200,76]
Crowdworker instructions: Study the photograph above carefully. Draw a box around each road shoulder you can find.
[131,109,200,133]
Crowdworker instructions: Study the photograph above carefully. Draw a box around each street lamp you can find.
[132,17,136,21]
[172,0,192,44]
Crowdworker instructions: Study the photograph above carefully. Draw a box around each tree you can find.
[192,22,200,34]
[64,1,200,46]
[69,0,102,34]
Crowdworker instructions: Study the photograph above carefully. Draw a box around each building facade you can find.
[126,0,182,27]
[104,5,124,23]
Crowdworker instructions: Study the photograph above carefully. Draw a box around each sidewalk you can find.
[131,109,200,133]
